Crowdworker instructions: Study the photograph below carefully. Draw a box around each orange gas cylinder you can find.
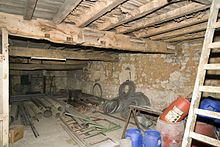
[160,96,190,123]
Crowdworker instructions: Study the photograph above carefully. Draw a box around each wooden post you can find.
[0,28,9,147]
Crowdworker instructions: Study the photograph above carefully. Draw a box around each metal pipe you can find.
[29,102,43,119]
[44,96,64,112]
[31,98,52,118]
[9,104,18,124]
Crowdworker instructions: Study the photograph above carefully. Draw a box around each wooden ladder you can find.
[182,0,220,146]
[0,28,9,147]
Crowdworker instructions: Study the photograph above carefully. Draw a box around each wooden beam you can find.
[135,13,209,38]
[75,0,128,27]
[99,0,169,31]
[9,57,88,65]
[164,31,205,42]
[116,3,209,34]
[9,47,118,62]
[0,12,172,53]
[193,0,211,5]
[10,63,86,70]
[53,0,82,24]
[151,22,207,40]
[24,0,38,20]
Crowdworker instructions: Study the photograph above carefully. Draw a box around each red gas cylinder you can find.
[160,96,190,123]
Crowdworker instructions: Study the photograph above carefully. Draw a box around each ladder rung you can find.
[204,64,220,70]
[199,86,220,93]
[190,132,220,147]
[208,42,220,48]
[213,22,220,29]
[194,108,220,119]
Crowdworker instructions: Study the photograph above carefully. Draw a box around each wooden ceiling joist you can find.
[135,13,209,38]
[193,0,211,5]
[151,22,207,40]
[164,31,205,42]
[0,12,172,53]
[9,47,118,62]
[53,0,83,24]
[75,0,128,27]
[116,3,209,34]
[10,63,86,70]
[24,0,38,20]
[99,0,169,31]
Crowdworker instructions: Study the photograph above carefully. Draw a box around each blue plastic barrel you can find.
[125,128,142,147]
[143,130,161,147]
[199,98,220,122]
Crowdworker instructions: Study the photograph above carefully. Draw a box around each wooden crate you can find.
[9,125,24,143]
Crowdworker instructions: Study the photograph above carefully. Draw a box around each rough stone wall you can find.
[10,70,69,95]
[79,42,203,110]
[66,70,83,90]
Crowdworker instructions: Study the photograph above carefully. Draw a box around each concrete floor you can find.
[10,117,77,147]
[9,112,135,147]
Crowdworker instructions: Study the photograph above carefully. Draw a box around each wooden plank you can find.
[208,42,220,48]
[0,12,171,53]
[99,0,169,31]
[24,0,38,20]
[151,22,207,40]
[190,132,220,147]
[0,28,9,147]
[193,0,212,5]
[116,3,209,34]
[204,64,220,70]
[53,0,83,24]
[135,13,209,38]
[75,0,128,27]
[194,108,220,119]
[164,32,205,42]
[9,47,119,62]
[10,58,88,65]
[199,86,220,93]
[10,63,86,70]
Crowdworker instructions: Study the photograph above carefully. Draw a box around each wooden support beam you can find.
[9,47,118,62]
[53,0,82,24]
[24,0,38,20]
[151,22,207,40]
[193,0,211,5]
[10,63,86,70]
[164,31,205,42]
[116,3,209,34]
[0,12,172,53]
[135,13,209,38]
[99,0,169,31]
[75,0,128,27]
[9,57,88,65]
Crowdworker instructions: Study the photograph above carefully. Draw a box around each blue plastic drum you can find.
[125,128,142,147]
[143,130,161,147]
[199,97,220,122]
